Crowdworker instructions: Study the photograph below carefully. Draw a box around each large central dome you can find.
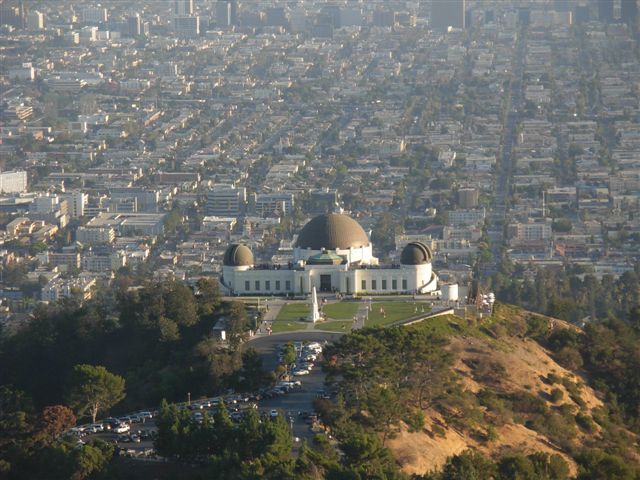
[295,213,370,250]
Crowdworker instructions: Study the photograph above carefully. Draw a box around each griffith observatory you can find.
[220,213,439,296]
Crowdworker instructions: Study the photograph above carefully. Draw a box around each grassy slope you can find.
[365,301,431,327]
[384,304,624,477]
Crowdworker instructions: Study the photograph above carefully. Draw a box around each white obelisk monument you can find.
[309,286,321,323]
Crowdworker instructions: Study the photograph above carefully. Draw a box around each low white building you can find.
[41,277,97,302]
[0,170,27,193]
[221,213,439,296]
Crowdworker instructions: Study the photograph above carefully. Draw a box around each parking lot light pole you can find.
[188,392,191,406]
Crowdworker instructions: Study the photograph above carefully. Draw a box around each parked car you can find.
[114,424,130,434]
[103,418,120,430]
[192,412,204,423]
[128,415,143,423]
[270,410,278,418]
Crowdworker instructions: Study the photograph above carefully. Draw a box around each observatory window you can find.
[402,279,407,290]
[245,281,250,291]
[255,281,260,291]
[361,279,366,290]
[285,280,291,291]
[275,280,281,290]
[382,279,387,290]
[392,279,397,290]
[372,280,377,290]
[265,281,271,291]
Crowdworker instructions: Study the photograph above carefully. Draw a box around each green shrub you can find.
[509,391,548,415]
[405,409,425,433]
[550,388,564,403]
[576,449,637,479]
[488,322,507,338]
[535,412,577,450]
[526,314,551,340]
[478,389,511,424]
[547,373,561,384]
[432,424,446,437]
[486,425,499,442]
[555,346,584,370]
[575,413,597,433]
[467,358,506,383]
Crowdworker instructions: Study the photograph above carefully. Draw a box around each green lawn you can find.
[364,302,431,327]
[270,303,310,333]
[271,321,308,333]
[276,303,310,321]
[316,320,352,332]
[322,302,359,320]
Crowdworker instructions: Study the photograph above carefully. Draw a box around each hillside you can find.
[388,335,593,475]
[383,305,637,477]
[322,303,640,479]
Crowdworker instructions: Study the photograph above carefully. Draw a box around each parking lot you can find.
[70,333,342,457]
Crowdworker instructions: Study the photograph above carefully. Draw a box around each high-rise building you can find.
[265,7,287,27]
[26,10,44,30]
[598,0,614,22]
[174,15,200,38]
[253,193,295,217]
[0,5,20,28]
[320,5,341,28]
[229,0,238,25]
[1,2,26,29]
[430,0,465,31]
[206,185,246,217]
[126,14,141,37]
[0,170,27,193]
[621,0,638,27]
[216,1,231,27]
[62,191,88,218]
[81,6,108,24]
[373,9,395,27]
[574,5,590,24]
[174,0,194,16]
[458,188,479,209]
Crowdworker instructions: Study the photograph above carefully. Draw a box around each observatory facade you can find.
[221,213,439,296]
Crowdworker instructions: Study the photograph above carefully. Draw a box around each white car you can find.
[293,369,310,376]
[270,409,278,418]
[114,424,130,434]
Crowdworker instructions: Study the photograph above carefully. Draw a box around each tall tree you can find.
[196,278,222,316]
[66,365,125,423]
[39,405,76,443]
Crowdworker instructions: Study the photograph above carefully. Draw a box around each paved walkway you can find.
[352,302,369,330]
[257,299,284,335]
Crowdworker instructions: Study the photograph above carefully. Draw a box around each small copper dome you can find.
[223,244,254,266]
[400,242,432,265]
